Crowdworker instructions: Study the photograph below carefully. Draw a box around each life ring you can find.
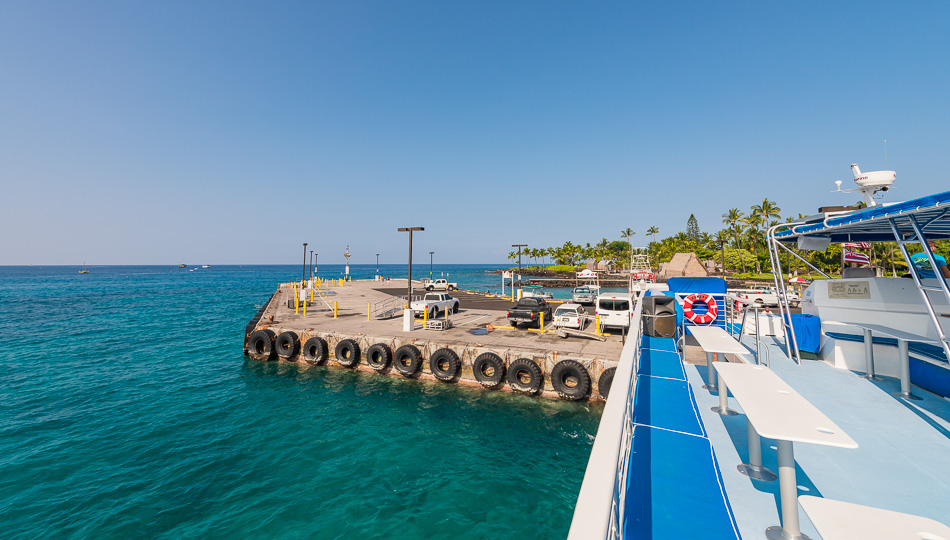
[683,293,718,324]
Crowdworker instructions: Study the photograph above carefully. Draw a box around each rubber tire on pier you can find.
[334,339,361,368]
[247,329,276,361]
[452,302,459,314]
[429,348,460,382]
[551,360,591,401]
[394,345,422,377]
[301,336,329,365]
[366,343,392,372]
[507,358,543,395]
[275,331,299,360]
[473,353,505,388]
[598,367,616,399]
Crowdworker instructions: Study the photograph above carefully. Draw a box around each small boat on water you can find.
[179,264,186,268]
[78,263,89,274]
[521,285,553,299]
[201,265,210,268]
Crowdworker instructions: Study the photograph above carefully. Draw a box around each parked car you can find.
[421,278,457,291]
[572,285,601,305]
[507,297,553,328]
[410,292,460,318]
[553,303,588,329]
[595,292,635,331]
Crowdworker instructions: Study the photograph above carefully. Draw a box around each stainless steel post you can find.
[711,374,737,415]
[703,352,718,391]
[862,328,883,380]
[737,419,776,481]
[895,339,922,400]
[766,440,810,540]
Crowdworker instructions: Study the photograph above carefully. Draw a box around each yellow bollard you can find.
[540,311,544,332]
[445,307,449,320]
[303,293,307,316]
[310,287,314,302]
[293,284,299,314]
[596,314,601,335]
[367,302,371,321]
[334,301,338,318]
[424,306,428,322]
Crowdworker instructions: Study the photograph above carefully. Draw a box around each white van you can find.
[595,292,635,331]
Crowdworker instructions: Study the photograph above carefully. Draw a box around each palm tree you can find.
[620,227,635,272]
[715,230,730,273]
[539,248,548,270]
[722,208,746,273]
[743,218,764,274]
[646,226,659,272]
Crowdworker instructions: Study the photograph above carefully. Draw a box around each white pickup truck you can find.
[410,292,460,319]
[422,278,457,291]
[730,286,801,308]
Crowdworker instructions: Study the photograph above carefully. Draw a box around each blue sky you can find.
[2,1,949,265]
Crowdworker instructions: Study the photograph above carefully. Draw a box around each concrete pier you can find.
[244,279,625,400]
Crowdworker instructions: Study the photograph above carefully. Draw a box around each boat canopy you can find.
[774,190,950,243]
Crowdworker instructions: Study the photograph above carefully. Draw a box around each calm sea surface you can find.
[0,265,601,539]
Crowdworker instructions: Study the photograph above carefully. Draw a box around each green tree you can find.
[621,227,635,271]
[722,208,746,273]
[686,214,701,242]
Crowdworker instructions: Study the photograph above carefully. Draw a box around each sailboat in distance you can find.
[79,262,89,274]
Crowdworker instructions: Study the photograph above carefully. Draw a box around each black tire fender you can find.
[301,336,328,365]
[393,344,422,377]
[275,331,299,359]
[429,348,460,382]
[598,367,617,399]
[247,329,276,361]
[473,352,505,388]
[334,339,361,368]
[366,343,393,372]
[551,359,591,400]
[507,358,543,395]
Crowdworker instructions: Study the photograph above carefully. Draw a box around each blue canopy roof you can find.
[774,190,950,243]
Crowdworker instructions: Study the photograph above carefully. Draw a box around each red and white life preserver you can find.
[683,293,718,324]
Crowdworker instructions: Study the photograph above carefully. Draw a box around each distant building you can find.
[702,259,723,274]
[596,259,614,272]
[658,252,709,280]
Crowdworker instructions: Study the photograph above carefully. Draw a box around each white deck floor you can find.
[688,337,950,539]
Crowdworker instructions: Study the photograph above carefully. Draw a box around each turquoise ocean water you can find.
[0,264,601,539]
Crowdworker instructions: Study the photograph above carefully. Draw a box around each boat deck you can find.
[688,336,950,538]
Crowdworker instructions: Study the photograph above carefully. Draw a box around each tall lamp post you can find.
[315,253,318,275]
[376,253,380,280]
[429,251,434,280]
[309,250,314,280]
[511,243,527,274]
[398,227,424,302]
[302,242,308,284]
[344,246,351,280]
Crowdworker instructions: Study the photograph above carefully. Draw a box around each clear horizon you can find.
[4,2,948,265]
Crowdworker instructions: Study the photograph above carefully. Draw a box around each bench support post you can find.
[737,418,776,481]
[711,375,737,415]
[703,352,718,391]
[861,328,883,381]
[766,440,811,540]
[895,338,922,400]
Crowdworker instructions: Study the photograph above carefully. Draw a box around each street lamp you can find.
[398,227,424,302]
[429,251,434,280]
[511,244,527,274]
[302,243,308,283]
[309,250,314,280]
[315,253,318,274]
[376,253,380,279]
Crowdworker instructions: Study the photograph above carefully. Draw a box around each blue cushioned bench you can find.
[621,337,741,539]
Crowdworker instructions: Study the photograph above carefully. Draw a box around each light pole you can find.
[429,251,434,280]
[344,245,351,279]
[376,253,380,279]
[302,242,308,283]
[511,244,527,275]
[309,250,314,280]
[315,253,318,274]
[398,227,424,302]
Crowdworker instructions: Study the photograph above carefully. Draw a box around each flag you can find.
[842,242,872,249]
[843,249,870,265]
